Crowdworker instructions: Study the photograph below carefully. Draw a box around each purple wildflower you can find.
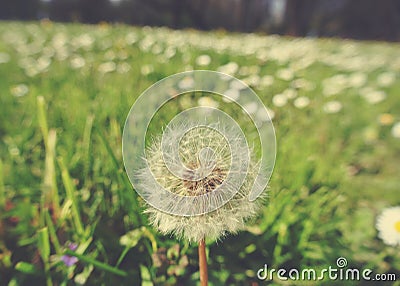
[61,242,78,267]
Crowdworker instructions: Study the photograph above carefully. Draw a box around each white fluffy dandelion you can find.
[139,124,264,243]
[376,206,400,246]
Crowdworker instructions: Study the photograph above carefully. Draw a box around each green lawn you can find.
[0,21,399,285]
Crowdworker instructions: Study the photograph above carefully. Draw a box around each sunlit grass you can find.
[0,21,399,285]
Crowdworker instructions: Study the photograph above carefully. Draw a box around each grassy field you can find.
[0,21,399,285]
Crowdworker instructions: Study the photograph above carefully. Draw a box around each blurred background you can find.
[2,0,400,41]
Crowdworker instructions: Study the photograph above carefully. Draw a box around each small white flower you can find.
[243,102,258,115]
[70,56,86,69]
[117,62,131,74]
[348,72,367,88]
[10,84,29,97]
[242,75,260,87]
[259,75,274,87]
[293,96,310,109]
[272,93,287,107]
[197,97,218,108]
[391,122,400,139]
[376,206,400,246]
[292,78,315,91]
[141,64,154,76]
[196,55,211,66]
[323,101,342,114]
[276,68,294,81]
[178,76,195,90]
[229,79,247,91]
[377,72,396,87]
[257,107,274,121]
[217,62,239,75]
[282,88,297,99]
[362,90,386,104]
[223,88,240,102]
[98,61,116,74]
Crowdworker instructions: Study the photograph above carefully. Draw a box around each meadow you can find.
[0,21,399,285]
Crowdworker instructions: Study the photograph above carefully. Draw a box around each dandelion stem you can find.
[198,238,208,286]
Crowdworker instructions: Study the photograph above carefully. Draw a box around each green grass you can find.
[0,21,399,285]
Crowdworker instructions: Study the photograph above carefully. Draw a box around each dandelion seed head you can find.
[140,123,264,242]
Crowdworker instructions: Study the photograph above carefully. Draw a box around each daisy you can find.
[376,207,400,246]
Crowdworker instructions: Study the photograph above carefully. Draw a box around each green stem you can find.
[64,249,128,277]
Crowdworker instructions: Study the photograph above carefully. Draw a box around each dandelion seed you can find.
[376,206,400,246]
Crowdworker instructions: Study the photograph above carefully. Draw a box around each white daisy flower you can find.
[70,56,86,69]
[197,97,219,108]
[178,76,195,90]
[117,63,131,74]
[323,101,342,114]
[391,122,400,139]
[377,72,396,87]
[217,62,239,75]
[293,96,310,109]
[242,102,258,115]
[196,54,211,66]
[272,93,287,107]
[98,61,116,74]
[10,84,29,97]
[141,64,154,76]
[361,89,386,104]
[259,75,274,87]
[376,206,400,246]
[276,68,294,81]
[222,88,240,102]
